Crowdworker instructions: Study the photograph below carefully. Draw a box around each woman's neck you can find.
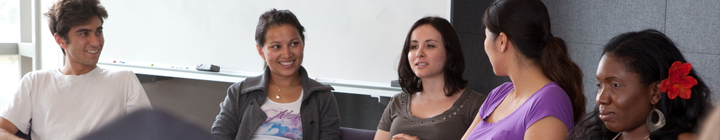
[507,61,551,98]
[418,74,449,99]
[620,123,651,140]
[270,73,302,87]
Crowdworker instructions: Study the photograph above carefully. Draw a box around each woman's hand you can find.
[392,133,419,140]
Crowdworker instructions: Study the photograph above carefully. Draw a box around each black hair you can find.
[571,29,712,140]
[398,16,467,96]
[483,0,586,123]
[254,9,305,67]
[255,9,305,47]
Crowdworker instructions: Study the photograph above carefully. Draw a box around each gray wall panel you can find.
[666,0,720,55]
[454,0,719,113]
[452,0,504,95]
[458,32,511,94]
[142,78,231,130]
[542,0,719,108]
[567,42,603,111]
[683,52,720,103]
[543,0,666,45]
[334,92,386,130]
[452,0,493,34]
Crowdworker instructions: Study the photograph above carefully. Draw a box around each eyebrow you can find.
[268,38,301,44]
[411,39,439,43]
[75,28,91,33]
[74,26,103,33]
[597,76,622,81]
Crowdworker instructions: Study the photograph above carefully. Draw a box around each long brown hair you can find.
[483,0,585,123]
[398,16,467,96]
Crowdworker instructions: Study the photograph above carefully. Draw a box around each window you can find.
[0,0,19,43]
[0,55,19,106]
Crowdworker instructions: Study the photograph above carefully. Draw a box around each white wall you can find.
[97,0,450,84]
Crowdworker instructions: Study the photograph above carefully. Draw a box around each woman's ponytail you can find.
[539,36,586,123]
[483,0,586,123]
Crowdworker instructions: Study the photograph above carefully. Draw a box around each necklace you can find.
[273,84,281,99]
[612,133,650,140]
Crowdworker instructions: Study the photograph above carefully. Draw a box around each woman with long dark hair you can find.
[462,0,586,139]
[571,29,712,140]
[374,16,486,140]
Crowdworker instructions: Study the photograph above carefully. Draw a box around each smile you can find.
[279,60,294,66]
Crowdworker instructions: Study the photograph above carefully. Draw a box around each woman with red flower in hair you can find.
[660,61,698,100]
[571,29,713,140]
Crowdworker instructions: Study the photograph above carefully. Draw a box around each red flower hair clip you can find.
[659,61,698,100]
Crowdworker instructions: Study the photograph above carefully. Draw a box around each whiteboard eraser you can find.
[196,64,220,72]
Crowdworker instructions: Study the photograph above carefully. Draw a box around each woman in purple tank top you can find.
[462,0,587,139]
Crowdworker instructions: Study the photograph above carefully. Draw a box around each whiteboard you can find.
[99,0,451,84]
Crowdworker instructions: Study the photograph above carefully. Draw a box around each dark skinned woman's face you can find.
[595,54,657,133]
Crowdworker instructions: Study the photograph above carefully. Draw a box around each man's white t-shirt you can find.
[0,67,152,140]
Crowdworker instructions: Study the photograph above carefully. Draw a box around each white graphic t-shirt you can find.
[251,91,303,140]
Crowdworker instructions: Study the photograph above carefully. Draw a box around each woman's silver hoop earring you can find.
[646,107,666,132]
